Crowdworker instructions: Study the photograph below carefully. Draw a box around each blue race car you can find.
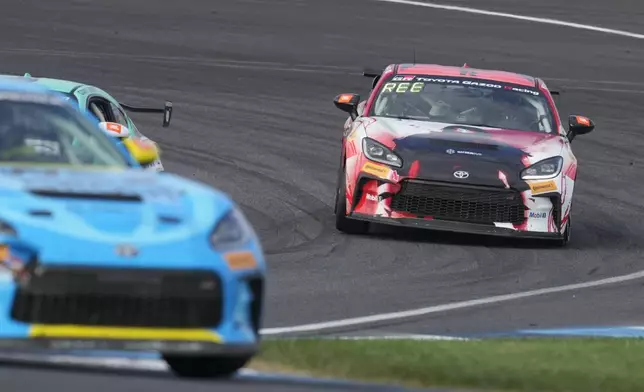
[0,79,266,378]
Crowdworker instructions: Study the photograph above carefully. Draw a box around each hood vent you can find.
[159,215,182,224]
[30,189,142,202]
[29,209,53,217]
[428,139,500,151]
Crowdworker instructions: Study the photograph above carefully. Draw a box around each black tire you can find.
[334,167,370,234]
[556,214,571,246]
[163,354,251,379]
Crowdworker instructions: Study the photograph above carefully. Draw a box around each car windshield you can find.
[370,75,557,133]
[0,94,129,167]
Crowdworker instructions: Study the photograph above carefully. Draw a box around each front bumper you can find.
[0,264,264,355]
[348,213,564,240]
[348,165,567,237]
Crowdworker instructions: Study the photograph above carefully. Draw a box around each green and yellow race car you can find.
[0,72,172,171]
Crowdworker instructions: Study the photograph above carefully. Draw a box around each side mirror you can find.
[122,138,160,166]
[99,122,130,138]
[333,93,361,120]
[567,115,595,141]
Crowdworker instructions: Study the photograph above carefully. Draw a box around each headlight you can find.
[362,137,403,168]
[0,221,16,236]
[210,207,252,250]
[521,156,563,180]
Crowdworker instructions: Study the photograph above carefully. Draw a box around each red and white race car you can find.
[333,63,595,246]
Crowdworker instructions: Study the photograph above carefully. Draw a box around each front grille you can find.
[390,180,526,224]
[11,267,223,328]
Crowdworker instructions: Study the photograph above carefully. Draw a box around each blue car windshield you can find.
[0,96,129,167]
[60,92,78,104]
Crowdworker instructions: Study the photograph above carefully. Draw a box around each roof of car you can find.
[395,63,537,87]
[0,77,62,94]
[0,78,80,108]
[0,73,86,94]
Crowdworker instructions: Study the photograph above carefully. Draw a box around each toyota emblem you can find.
[115,244,139,257]
[453,170,469,179]
[446,149,455,154]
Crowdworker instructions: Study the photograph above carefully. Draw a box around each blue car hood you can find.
[0,167,233,247]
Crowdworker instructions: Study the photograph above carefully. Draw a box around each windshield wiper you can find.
[456,123,499,128]
[389,115,429,121]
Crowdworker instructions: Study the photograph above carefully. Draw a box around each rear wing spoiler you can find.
[363,68,382,89]
[548,90,561,105]
[120,101,173,128]
[363,69,381,78]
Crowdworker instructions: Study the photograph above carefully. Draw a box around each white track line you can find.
[261,270,644,335]
[554,86,644,94]
[0,352,167,371]
[373,0,644,40]
[331,334,470,341]
[545,78,644,87]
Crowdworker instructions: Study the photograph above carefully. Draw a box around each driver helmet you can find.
[490,88,524,106]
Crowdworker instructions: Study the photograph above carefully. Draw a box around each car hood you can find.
[0,167,232,245]
[364,118,564,188]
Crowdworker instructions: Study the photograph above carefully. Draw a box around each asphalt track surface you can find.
[3,0,644,390]
[0,352,429,392]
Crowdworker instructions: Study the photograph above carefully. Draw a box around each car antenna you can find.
[413,48,416,64]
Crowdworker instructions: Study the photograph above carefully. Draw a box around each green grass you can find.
[250,338,644,392]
